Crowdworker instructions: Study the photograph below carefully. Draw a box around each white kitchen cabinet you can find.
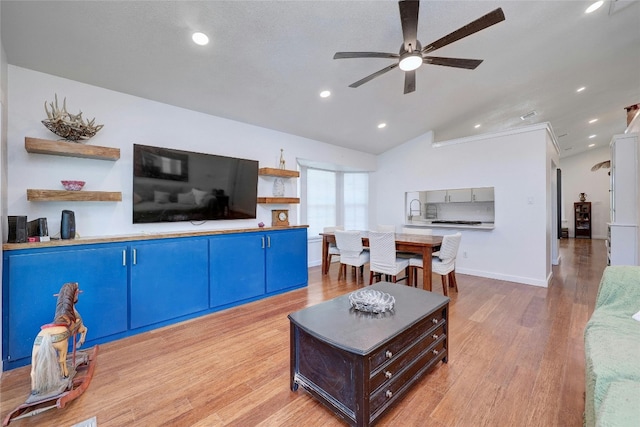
[608,132,639,265]
[425,190,447,203]
[446,188,472,203]
[472,187,494,202]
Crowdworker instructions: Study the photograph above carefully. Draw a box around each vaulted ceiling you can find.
[2,1,639,157]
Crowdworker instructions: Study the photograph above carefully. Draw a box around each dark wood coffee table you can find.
[289,282,449,427]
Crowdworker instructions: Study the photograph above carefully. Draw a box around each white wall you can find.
[559,145,610,239]
[6,66,376,240]
[374,124,559,287]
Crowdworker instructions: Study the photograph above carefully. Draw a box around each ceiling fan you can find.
[334,1,506,94]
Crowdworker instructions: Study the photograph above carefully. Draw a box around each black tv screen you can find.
[133,144,259,223]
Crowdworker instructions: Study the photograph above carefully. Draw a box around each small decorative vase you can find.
[579,193,587,202]
[273,178,285,197]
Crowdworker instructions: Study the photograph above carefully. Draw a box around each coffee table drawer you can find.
[369,338,447,416]
[368,306,446,371]
[369,324,446,391]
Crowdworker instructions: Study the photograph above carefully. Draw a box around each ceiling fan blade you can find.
[404,70,416,94]
[348,63,399,88]
[399,0,420,51]
[334,52,399,59]
[424,56,484,69]
[422,8,505,54]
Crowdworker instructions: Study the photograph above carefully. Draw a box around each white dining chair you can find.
[323,226,344,274]
[368,231,409,285]
[401,226,432,235]
[399,226,437,258]
[334,230,370,281]
[409,232,462,295]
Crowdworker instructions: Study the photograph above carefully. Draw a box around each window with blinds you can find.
[304,168,369,237]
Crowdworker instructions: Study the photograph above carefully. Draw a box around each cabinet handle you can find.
[385,390,393,398]
[432,349,439,355]
[122,249,126,266]
[385,371,393,379]
[133,248,137,265]
[432,334,439,340]
[261,236,265,249]
[267,236,271,248]
[385,350,393,359]
[432,318,439,324]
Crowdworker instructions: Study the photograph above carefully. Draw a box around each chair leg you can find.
[338,263,345,280]
[449,270,458,292]
[441,274,448,296]
[326,254,333,274]
[369,271,374,285]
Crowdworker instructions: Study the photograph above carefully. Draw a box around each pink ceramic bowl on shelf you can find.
[61,180,85,191]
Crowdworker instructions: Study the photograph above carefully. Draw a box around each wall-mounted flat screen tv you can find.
[133,144,259,223]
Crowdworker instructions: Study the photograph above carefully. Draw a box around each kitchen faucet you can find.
[409,199,422,220]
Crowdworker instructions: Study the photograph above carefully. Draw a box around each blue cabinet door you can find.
[5,245,128,363]
[130,238,209,329]
[209,233,266,307]
[265,228,308,293]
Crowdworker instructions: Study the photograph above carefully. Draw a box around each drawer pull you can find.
[432,318,439,324]
[385,350,393,359]
[432,334,439,340]
[432,349,439,355]
[385,371,393,379]
[385,390,393,398]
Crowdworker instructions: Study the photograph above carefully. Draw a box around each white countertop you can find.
[405,220,495,230]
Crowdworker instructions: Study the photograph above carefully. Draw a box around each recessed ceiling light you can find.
[588,118,598,124]
[576,86,586,93]
[588,143,596,148]
[474,124,481,129]
[319,90,331,98]
[377,123,387,129]
[192,32,209,46]
[585,1,604,14]
[589,134,596,139]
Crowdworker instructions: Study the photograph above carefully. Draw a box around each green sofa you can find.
[584,266,640,427]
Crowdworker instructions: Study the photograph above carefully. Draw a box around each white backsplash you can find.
[425,202,495,223]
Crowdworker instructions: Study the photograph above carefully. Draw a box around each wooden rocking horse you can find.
[30,281,87,395]
[3,282,98,426]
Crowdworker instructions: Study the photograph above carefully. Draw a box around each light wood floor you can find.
[0,238,606,426]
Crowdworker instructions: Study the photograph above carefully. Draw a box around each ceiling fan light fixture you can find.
[399,53,422,71]
[585,1,604,14]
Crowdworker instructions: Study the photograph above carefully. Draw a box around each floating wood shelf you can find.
[257,197,300,204]
[258,168,300,178]
[27,189,122,202]
[25,137,120,161]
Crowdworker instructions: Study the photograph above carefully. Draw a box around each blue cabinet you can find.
[2,228,307,370]
[130,238,209,329]
[3,245,128,365]
[210,234,266,307]
[209,228,308,307]
[266,229,308,293]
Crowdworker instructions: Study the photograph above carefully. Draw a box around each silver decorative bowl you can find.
[349,289,395,314]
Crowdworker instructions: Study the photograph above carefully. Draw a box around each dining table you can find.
[320,231,443,292]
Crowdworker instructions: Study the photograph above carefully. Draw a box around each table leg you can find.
[322,236,329,275]
[423,246,433,292]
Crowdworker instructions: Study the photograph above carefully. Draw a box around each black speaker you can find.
[28,217,49,237]
[8,216,28,243]
[61,210,76,240]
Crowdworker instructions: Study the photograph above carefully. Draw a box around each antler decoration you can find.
[41,94,104,141]
[591,161,611,172]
